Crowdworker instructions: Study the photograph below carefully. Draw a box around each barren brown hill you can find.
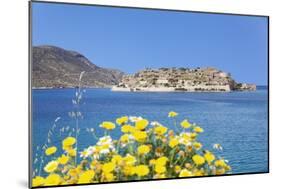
[32,45,124,88]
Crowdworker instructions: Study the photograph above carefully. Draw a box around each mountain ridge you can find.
[32,45,124,88]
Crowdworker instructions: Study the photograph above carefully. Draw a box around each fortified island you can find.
[111,67,256,92]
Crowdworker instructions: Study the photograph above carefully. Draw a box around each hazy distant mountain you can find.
[32,45,124,88]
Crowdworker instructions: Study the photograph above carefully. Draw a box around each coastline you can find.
[32,86,112,90]
[31,86,266,92]
[112,85,233,93]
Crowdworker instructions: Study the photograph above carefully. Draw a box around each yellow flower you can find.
[174,165,181,173]
[135,165,150,177]
[76,166,83,174]
[181,133,191,140]
[204,151,215,164]
[110,156,121,166]
[190,132,197,140]
[225,165,232,171]
[194,169,204,176]
[100,144,110,151]
[193,142,202,150]
[32,176,45,187]
[216,168,226,175]
[45,146,57,156]
[123,154,136,166]
[57,154,69,165]
[154,125,168,135]
[192,154,205,166]
[214,159,227,167]
[100,121,116,130]
[179,169,193,177]
[137,145,150,155]
[31,115,233,183]
[44,160,58,173]
[156,156,169,166]
[132,131,147,142]
[169,138,179,148]
[67,148,77,157]
[149,159,156,165]
[121,125,134,133]
[135,119,149,130]
[68,168,79,177]
[102,162,116,173]
[90,160,101,171]
[104,172,115,181]
[193,126,204,133]
[78,170,95,184]
[181,119,191,128]
[123,165,136,176]
[62,137,76,149]
[120,134,130,143]
[116,116,128,125]
[168,111,178,117]
[44,174,61,186]
[155,165,166,174]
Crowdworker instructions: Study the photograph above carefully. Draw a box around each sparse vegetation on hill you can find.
[32,46,124,88]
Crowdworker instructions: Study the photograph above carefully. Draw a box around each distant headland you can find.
[32,46,124,89]
[111,67,256,92]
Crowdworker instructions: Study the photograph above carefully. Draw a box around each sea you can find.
[32,86,268,175]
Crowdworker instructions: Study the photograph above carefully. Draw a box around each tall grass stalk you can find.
[38,117,61,176]
[73,71,85,165]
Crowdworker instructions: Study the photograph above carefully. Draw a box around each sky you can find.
[32,2,268,85]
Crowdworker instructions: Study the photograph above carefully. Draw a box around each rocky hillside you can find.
[32,46,124,88]
[112,67,256,92]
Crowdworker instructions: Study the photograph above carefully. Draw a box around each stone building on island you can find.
[112,67,256,92]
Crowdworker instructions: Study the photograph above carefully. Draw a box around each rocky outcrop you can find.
[32,45,124,88]
[111,67,256,92]
[234,83,257,91]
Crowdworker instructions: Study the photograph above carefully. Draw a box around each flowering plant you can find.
[32,112,231,187]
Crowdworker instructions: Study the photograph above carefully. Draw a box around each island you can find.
[111,67,256,92]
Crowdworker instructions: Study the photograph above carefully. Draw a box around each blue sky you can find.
[32,2,268,85]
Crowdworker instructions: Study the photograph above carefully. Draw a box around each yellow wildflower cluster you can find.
[32,112,231,187]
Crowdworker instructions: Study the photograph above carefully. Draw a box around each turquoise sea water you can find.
[32,87,268,174]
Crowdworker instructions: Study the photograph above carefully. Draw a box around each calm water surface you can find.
[32,87,268,174]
